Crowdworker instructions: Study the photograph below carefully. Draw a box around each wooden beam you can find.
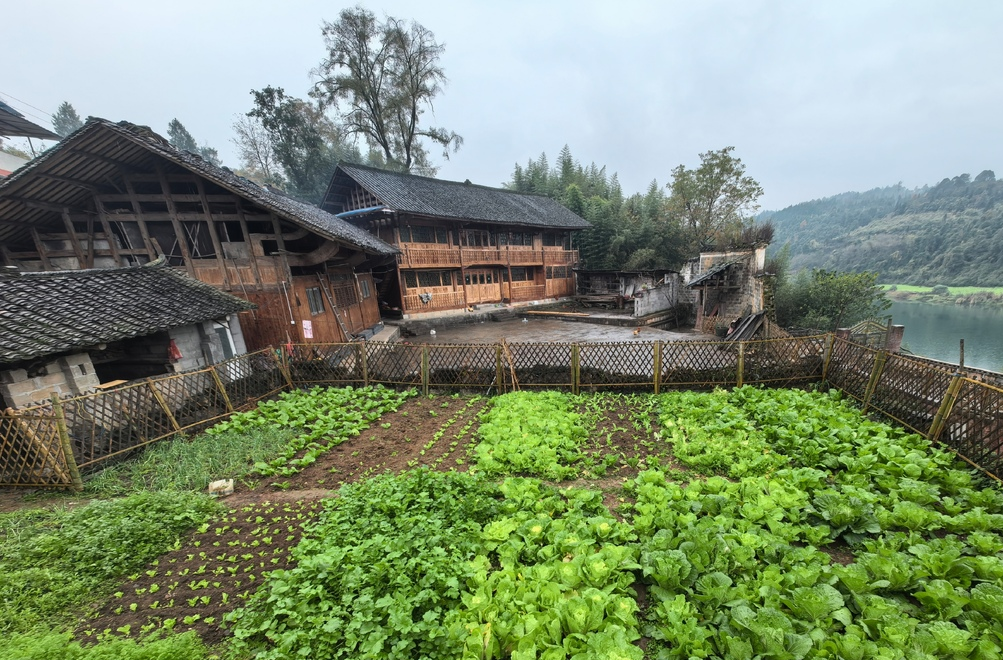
[194,178,231,289]
[155,164,195,277]
[68,148,135,173]
[269,214,292,283]
[95,203,124,266]
[10,196,78,215]
[234,199,262,290]
[123,179,157,260]
[61,208,87,267]
[284,241,341,267]
[36,173,102,193]
[30,227,53,269]
[86,217,95,268]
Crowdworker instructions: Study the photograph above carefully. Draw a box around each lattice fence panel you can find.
[366,342,423,387]
[0,409,69,486]
[57,382,177,469]
[428,344,498,390]
[661,340,737,389]
[217,348,288,409]
[941,379,1003,480]
[285,343,363,387]
[579,342,655,391]
[509,343,573,390]
[150,371,229,435]
[825,338,878,403]
[743,335,826,387]
[869,354,955,436]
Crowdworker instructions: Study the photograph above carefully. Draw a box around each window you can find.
[510,267,529,282]
[359,278,371,299]
[543,233,569,248]
[406,270,452,289]
[404,271,418,288]
[401,225,449,244]
[306,287,325,315]
[547,266,568,279]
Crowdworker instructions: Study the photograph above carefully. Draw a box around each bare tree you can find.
[312,6,462,174]
[231,114,279,183]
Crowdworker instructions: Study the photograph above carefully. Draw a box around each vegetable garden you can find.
[4,383,1003,659]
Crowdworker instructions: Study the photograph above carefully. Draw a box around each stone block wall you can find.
[0,352,100,409]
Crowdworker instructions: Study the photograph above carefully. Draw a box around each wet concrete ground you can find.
[416,317,715,344]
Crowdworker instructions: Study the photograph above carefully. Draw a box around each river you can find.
[889,301,1003,373]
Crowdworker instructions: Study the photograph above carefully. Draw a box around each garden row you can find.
[2,386,1003,659]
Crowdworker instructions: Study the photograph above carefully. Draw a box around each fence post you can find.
[357,342,369,386]
[571,344,580,395]
[147,379,181,432]
[653,341,662,395]
[928,372,964,443]
[50,394,83,492]
[495,345,504,394]
[822,333,835,383]
[208,366,234,413]
[737,342,745,388]
[421,345,430,396]
[276,346,295,391]
[862,350,887,412]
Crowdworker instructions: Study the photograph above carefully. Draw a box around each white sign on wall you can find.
[302,319,313,339]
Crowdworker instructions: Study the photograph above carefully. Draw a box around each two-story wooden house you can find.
[321,164,589,318]
[0,119,397,349]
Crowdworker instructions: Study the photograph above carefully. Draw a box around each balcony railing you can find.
[396,243,578,269]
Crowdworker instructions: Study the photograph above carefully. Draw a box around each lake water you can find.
[889,301,1003,373]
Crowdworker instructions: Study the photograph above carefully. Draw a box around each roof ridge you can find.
[337,162,556,200]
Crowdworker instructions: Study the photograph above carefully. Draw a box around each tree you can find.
[667,147,764,252]
[312,6,462,174]
[231,114,281,186]
[774,269,891,331]
[247,86,362,203]
[51,102,83,137]
[167,119,222,166]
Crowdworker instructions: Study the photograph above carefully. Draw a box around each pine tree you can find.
[51,102,83,137]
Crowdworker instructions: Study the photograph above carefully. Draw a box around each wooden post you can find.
[653,341,662,395]
[276,347,295,390]
[862,350,887,412]
[421,345,430,396]
[122,180,157,260]
[208,367,234,413]
[495,344,504,394]
[194,179,232,289]
[960,339,965,369]
[156,166,196,276]
[737,341,745,388]
[51,394,83,492]
[822,333,835,383]
[928,372,964,444]
[61,209,87,267]
[234,200,263,290]
[30,227,53,269]
[147,379,181,432]
[571,343,580,395]
[358,342,369,386]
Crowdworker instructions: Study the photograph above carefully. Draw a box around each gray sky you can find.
[5,1,1002,210]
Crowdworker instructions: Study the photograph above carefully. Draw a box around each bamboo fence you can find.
[2,335,1002,488]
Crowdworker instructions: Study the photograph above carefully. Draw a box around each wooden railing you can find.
[510,284,547,301]
[396,244,578,269]
[403,290,466,311]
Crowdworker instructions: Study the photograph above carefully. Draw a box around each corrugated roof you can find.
[0,259,255,363]
[327,163,590,229]
[687,261,739,287]
[0,100,60,140]
[0,119,396,256]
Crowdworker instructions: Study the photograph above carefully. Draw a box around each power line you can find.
[0,91,55,125]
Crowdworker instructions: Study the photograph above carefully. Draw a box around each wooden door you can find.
[464,269,501,303]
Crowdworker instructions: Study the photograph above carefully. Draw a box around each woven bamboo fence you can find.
[2,335,1002,487]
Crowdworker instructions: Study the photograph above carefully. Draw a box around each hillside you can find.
[762,171,1003,286]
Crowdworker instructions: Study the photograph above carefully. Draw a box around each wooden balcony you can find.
[403,289,466,312]
[396,243,578,269]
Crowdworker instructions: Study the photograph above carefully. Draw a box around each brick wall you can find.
[0,352,101,409]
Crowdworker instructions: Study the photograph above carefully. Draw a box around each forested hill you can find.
[762,171,1003,286]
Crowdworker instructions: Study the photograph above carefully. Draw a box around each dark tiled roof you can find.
[687,261,739,287]
[0,119,396,256]
[0,100,60,140]
[0,259,254,363]
[330,163,590,229]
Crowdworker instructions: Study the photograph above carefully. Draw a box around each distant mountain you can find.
[761,171,1003,286]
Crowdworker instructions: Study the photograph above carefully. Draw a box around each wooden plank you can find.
[269,214,292,283]
[60,208,87,267]
[194,178,231,289]
[155,164,196,276]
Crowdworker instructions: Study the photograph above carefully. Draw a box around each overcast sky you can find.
[5,1,1002,210]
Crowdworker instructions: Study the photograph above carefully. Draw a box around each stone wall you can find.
[0,353,101,409]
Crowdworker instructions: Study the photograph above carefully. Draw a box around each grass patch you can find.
[884,283,1003,295]
[84,426,296,497]
[0,492,222,635]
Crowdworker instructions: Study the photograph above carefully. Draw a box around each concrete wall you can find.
[634,279,678,317]
[0,353,100,409]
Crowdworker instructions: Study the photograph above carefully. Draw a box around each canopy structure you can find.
[0,100,60,140]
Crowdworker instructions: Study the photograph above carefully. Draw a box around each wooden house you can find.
[0,260,253,409]
[320,164,589,318]
[0,119,397,349]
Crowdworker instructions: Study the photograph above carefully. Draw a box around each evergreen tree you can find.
[51,102,83,137]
